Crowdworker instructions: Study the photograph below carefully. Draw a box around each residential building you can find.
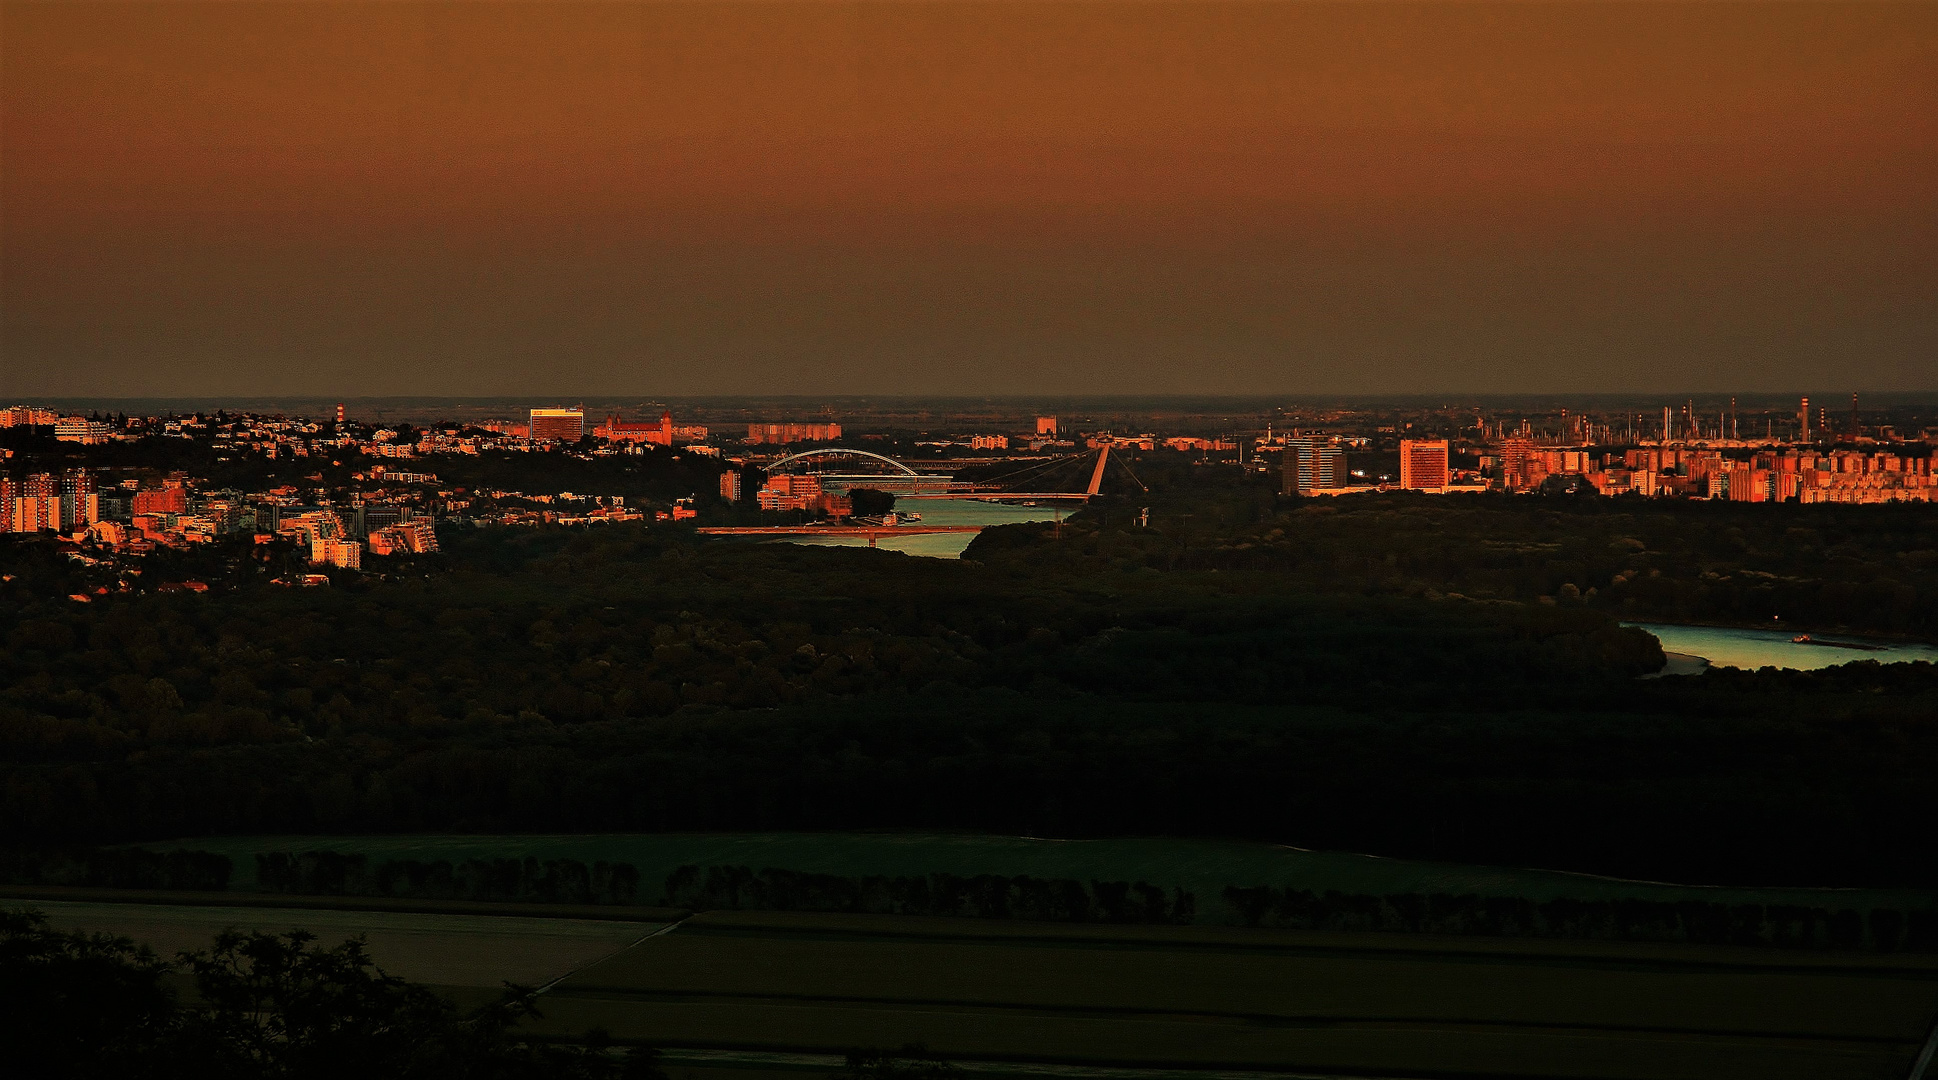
[310,537,362,569]
[1500,437,1545,492]
[55,416,114,444]
[0,406,58,427]
[368,519,438,555]
[756,473,824,511]
[719,471,743,502]
[132,488,189,515]
[745,422,841,445]
[1283,437,1347,495]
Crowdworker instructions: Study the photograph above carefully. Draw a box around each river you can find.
[1627,622,1938,672]
[773,498,1068,559]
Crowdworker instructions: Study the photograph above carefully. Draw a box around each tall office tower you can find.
[1799,397,1810,441]
[1281,437,1346,495]
[1398,439,1451,491]
[719,470,743,502]
[528,407,586,442]
[0,475,13,533]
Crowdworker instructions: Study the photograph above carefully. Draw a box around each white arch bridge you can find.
[764,448,952,495]
[763,445,1136,499]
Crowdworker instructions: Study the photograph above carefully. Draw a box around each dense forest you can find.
[3,474,1937,888]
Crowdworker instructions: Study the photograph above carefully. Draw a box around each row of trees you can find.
[54,846,1929,951]
[0,847,232,892]
[256,852,643,907]
[1222,886,1937,953]
[662,865,1196,925]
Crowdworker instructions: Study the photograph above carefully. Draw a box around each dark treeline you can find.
[662,864,1196,924]
[210,850,1938,952]
[0,848,232,892]
[967,474,1938,637]
[256,852,642,907]
[248,852,1196,925]
[5,669,1938,887]
[1222,885,1938,954]
[5,487,1938,890]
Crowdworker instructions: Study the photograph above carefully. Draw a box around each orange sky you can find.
[4,1,1935,395]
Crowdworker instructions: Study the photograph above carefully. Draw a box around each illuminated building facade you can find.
[528,408,586,442]
[1399,439,1451,491]
[1282,437,1347,495]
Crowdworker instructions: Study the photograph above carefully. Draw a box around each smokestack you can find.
[335,403,345,425]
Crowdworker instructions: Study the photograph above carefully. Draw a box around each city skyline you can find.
[6,1,1936,397]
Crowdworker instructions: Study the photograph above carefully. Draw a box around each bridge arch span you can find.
[765,448,919,476]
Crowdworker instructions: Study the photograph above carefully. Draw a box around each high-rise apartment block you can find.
[1036,417,1058,436]
[1282,438,1346,495]
[59,470,98,529]
[529,408,586,442]
[1500,437,1544,492]
[745,423,841,445]
[719,471,743,502]
[1,472,79,532]
[1399,439,1451,491]
[0,406,58,428]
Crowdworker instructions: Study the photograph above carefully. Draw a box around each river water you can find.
[1627,622,1938,672]
[774,498,1067,559]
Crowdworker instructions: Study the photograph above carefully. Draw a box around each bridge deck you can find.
[696,525,987,547]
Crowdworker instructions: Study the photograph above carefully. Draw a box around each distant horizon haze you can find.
[5,1,1934,396]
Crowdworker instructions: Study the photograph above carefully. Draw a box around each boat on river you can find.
[1791,635,1886,651]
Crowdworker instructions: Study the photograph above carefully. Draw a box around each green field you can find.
[527,909,1938,1080]
[154,832,1938,923]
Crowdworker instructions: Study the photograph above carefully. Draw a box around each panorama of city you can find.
[8,0,1938,1075]
[7,394,1934,591]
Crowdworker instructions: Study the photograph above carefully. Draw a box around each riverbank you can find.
[1629,622,1938,672]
